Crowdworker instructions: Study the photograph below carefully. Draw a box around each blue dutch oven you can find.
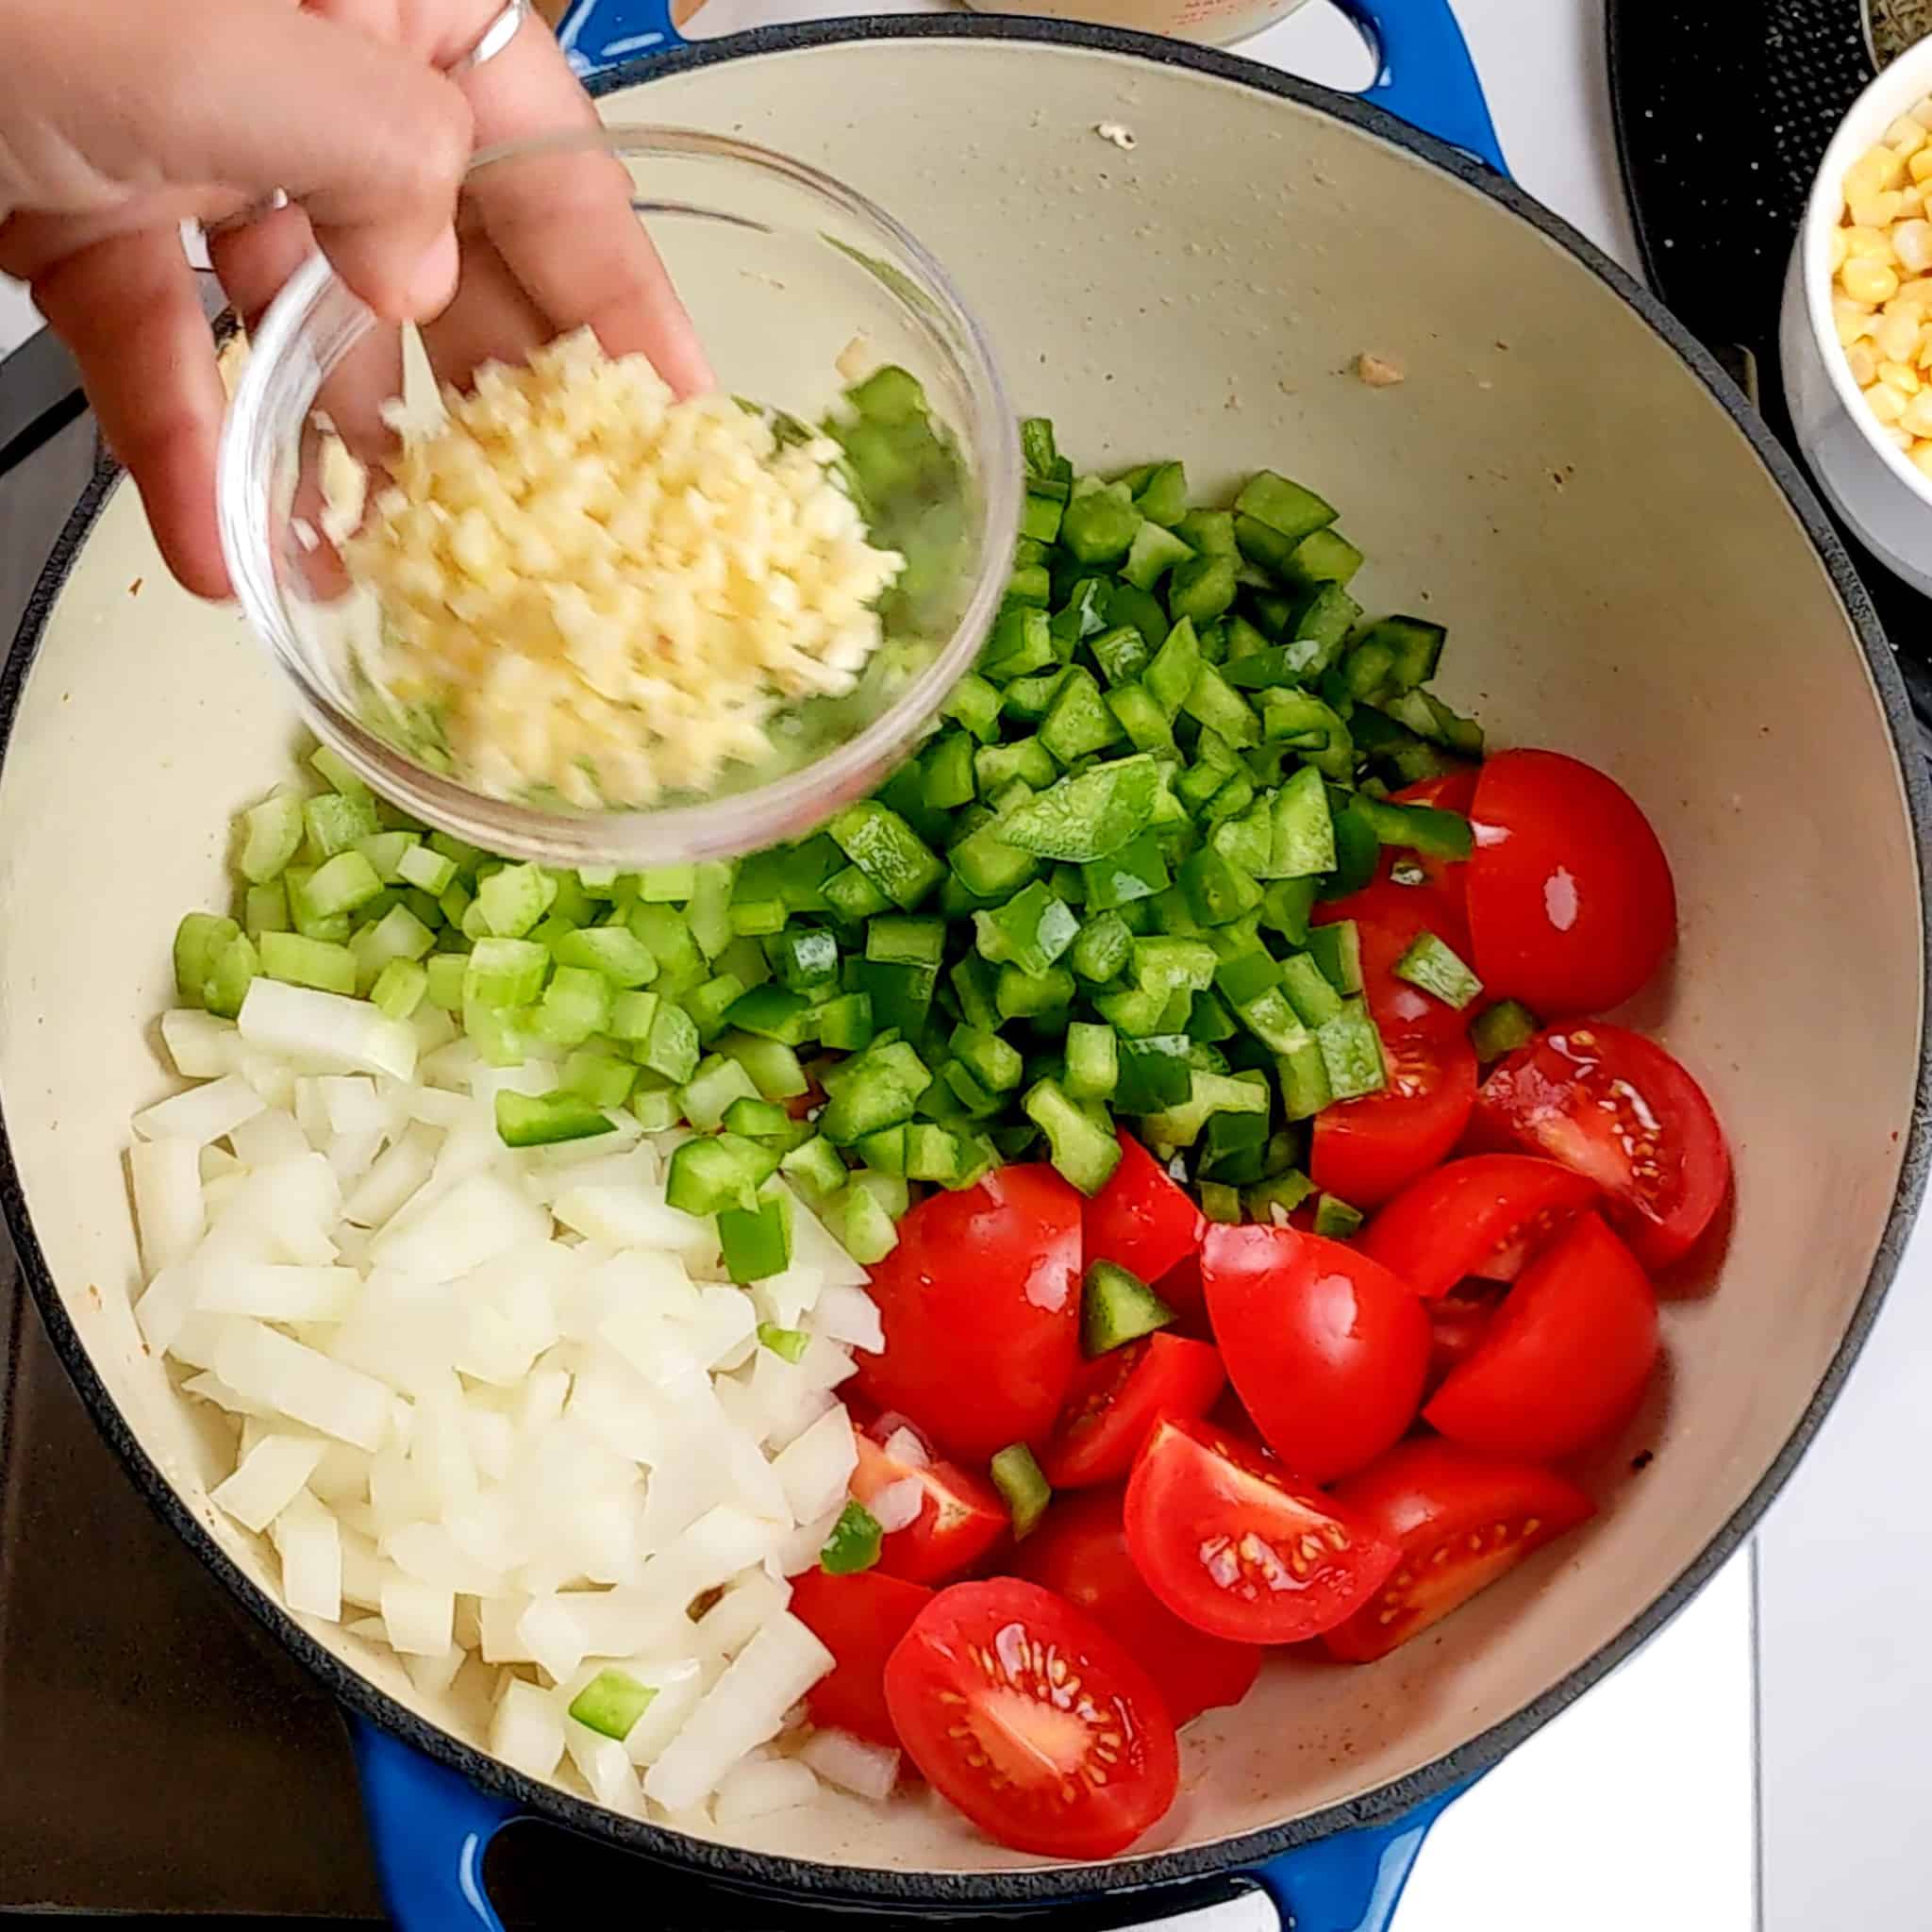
[1,3,1925,1930]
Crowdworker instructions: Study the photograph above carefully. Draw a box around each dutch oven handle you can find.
[353,1716,1474,1931]
[344,4,1498,1927]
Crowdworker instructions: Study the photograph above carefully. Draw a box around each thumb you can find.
[142,1,475,321]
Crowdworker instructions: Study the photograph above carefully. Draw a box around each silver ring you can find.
[443,0,528,76]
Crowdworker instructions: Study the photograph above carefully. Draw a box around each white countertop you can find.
[10,7,1929,1927]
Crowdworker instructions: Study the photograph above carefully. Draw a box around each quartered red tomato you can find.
[884,1578,1179,1858]
[790,1567,932,1748]
[1323,1440,1596,1664]
[1466,748,1675,1014]
[1425,1211,1658,1462]
[1085,1132,1208,1318]
[1200,1224,1429,1484]
[1314,875,1474,1045]
[1309,1029,1477,1209]
[855,1164,1083,1461]
[851,1424,1008,1585]
[1358,1153,1600,1300]
[1378,770,1478,908]
[1124,1416,1400,1644]
[1041,1333,1226,1490]
[1474,1024,1729,1270]
[1014,1488,1261,1727]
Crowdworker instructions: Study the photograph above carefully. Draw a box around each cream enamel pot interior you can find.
[2,15,1928,1932]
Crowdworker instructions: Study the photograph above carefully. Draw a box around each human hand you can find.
[0,0,708,597]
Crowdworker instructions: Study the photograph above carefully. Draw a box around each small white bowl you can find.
[1782,31,1932,594]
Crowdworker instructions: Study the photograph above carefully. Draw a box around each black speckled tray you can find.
[1608,0,1932,730]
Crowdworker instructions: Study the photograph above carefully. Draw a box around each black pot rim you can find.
[3,12,1927,1913]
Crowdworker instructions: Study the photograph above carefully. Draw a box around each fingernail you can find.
[407,227,459,320]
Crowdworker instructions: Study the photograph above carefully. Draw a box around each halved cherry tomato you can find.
[1474,1024,1728,1270]
[1378,771,1478,907]
[1425,1211,1658,1461]
[1200,1224,1430,1484]
[1466,748,1675,1014]
[884,1578,1179,1858]
[855,1165,1083,1461]
[1041,1333,1226,1490]
[1124,1416,1400,1643]
[851,1424,1008,1585]
[1358,1154,1599,1300]
[1085,1132,1208,1317]
[1323,1440,1596,1664]
[1014,1487,1262,1726]
[790,1567,932,1747]
[1310,1030,1477,1209]
[1314,876,1474,1045]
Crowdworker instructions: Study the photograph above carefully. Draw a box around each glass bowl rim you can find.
[217,123,1022,864]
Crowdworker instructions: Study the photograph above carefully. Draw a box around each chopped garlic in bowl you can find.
[217,127,1020,870]
[343,331,905,812]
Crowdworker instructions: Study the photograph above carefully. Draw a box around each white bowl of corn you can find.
[1782,32,1932,594]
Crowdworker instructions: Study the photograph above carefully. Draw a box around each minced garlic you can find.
[343,329,903,810]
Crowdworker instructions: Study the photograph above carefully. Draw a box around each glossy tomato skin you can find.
[790,1567,932,1747]
[1358,1153,1600,1300]
[1041,1333,1226,1489]
[1310,1030,1477,1209]
[1314,876,1474,1045]
[1323,1440,1596,1664]
[1085,1133,1208,1317]
[851,1426,1008,1585]
[1124,1416,1400,1643]
[855,1164,1083,1461]
[883,1578,1179,1858]
[1425,1211,1658,1461]
[1201,1224,1430,1484]
[1466,748,1675,1014]
[1014,1487,1262,1726]
[1474,1024,1729,1270]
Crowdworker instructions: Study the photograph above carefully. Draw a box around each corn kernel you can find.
[1845,224,1894,260]
[1903,391,1932,436]
[1888,425,1916,450]
[1867,380,1908,423]
[1831,226,1851,272]
[1880,309,1921,361]
[1845,257,1902,304]
[1848,143,1909,200]
[1849,342,1879,385]
[1880,358,1921,394]
[1911,444,1932,480]
[1853,191,1907,227]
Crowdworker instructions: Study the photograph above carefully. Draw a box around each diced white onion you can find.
[491,1676,565,1779]
[810,1280,885,1354]
[239,978,418,1082]
[771,1406,858,1527]
[642,1613,833,1811]
[133,1073,264,1145]
[880,1426,928,1471]
[210,1433,325,1533]
[274,1488,343,1620]
[799,1728,901,1803]
[129,1138,204,1281]
[869,1478,924,1535]
[160,1008,242,1079]
[712,1756,819,1825]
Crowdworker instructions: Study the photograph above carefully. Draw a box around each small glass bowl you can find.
[218,126,1019,865]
